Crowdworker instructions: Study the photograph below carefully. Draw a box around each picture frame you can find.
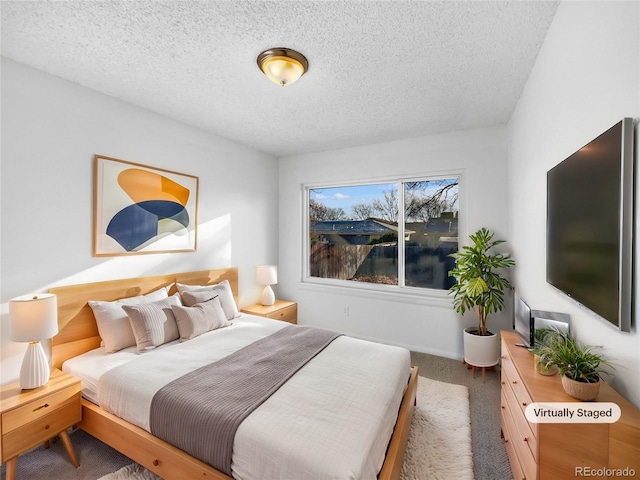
[94,155,199,256]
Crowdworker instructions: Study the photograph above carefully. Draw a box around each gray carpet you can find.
[1,352,511,480]
[409,351,512,480]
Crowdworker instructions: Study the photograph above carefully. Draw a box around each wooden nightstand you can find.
[241,300,297,324]
[1,369,81,480]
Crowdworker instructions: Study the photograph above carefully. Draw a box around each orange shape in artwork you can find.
[118,169,190,206]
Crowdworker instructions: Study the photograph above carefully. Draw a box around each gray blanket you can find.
[149,325,342,475]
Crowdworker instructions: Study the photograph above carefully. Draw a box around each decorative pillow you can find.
[177,280,239,320]
[89,285,171,353]
[180,290,219,307]
[171,296,230,341]
[122,293,181,353]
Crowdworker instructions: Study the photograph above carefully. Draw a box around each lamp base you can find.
[20,341,51,389]
[260,285,275,306]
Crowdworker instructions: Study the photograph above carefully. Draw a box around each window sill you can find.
[298,279,453,308]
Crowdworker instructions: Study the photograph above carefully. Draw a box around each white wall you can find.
[278,126,511,359]
[508,1,640,406]
[0,58,279,384]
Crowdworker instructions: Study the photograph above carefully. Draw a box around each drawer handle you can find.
[501,381,506,385]
[512,380,518,384]
[153,459,160,467]
[33,403,50,412]
[501,405,505,409]
[522,402,527,406]
[501,355,507,359]
[523,437,528,443]
[45,425,50,430]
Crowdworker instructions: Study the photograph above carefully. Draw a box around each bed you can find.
[50,268,418,480]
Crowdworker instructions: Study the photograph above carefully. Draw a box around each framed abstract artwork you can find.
[94,155,199,256]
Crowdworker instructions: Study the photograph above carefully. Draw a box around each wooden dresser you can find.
[500,330,640,480]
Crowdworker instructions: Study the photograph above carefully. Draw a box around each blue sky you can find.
[310,178,459,218]
[310,183,395,216]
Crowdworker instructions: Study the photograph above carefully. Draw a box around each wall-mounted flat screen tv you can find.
[547,118,634,332]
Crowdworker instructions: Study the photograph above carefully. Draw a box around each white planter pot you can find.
[463,328,499,368]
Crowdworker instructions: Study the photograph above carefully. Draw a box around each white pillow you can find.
[89,285,171,353]
[176,280,239,320]
[171,296,230,341]
[123,293,182,353]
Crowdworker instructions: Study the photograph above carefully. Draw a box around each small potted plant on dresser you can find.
[448,227,515,374]
[531,327,562,375]
[542,332,613,401]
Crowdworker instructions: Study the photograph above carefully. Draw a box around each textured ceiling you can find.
[1,1,559,157]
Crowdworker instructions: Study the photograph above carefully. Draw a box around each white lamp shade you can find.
[9,293,58,342]
[256,265,278,286]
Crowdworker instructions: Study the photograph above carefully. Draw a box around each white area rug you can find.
[400,377,474,480]
[99,377,473,480]
[98,463,162,480]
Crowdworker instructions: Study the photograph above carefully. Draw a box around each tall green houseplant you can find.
[448,228,515,336]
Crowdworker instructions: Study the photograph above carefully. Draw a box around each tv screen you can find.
[546,118,634,332]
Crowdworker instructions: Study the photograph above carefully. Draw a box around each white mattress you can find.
[63,314,411,480]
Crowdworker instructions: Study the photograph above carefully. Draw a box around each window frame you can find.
[302,171,464,300]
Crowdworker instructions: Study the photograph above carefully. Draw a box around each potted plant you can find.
[531,328,563,375]
[448,227,515,369]
[543,332,613,401]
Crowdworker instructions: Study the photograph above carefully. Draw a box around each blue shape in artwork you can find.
[107,200,190,252]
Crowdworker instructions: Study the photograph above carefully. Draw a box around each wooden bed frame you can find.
[50,267,418,480]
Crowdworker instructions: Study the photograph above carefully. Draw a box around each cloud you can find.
[333,193,350,199]
[314,193,327,199]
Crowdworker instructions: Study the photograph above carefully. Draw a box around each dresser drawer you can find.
[1,383,81,434]
[502,401,528,480]
[2,393,81,460]
[266,304,297,323]
[502,391,538,480]
[501,344,533,417]
[502,377,538,461]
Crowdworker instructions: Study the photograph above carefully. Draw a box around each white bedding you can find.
[63,314,411,480]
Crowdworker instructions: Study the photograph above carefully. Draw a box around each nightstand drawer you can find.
[265,304,297,323]
[2,383,81,434]
[2,393,81,460]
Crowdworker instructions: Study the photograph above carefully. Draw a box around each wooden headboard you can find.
[50,267,238,369]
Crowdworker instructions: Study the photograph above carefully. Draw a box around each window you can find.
[306,175,459,291]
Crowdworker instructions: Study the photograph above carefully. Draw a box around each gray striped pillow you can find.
[171,296,230,341]
[123,293,181,353]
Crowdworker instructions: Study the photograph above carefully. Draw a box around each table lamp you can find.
[256,265,277,306]
[9,293,59,389]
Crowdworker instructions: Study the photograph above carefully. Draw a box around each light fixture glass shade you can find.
[256,265,278,285]
[9,294,58,389]
[257,48,308,87]
[262,56,304,86]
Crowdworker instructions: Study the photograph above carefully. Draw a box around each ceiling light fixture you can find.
[257,48,308,87]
